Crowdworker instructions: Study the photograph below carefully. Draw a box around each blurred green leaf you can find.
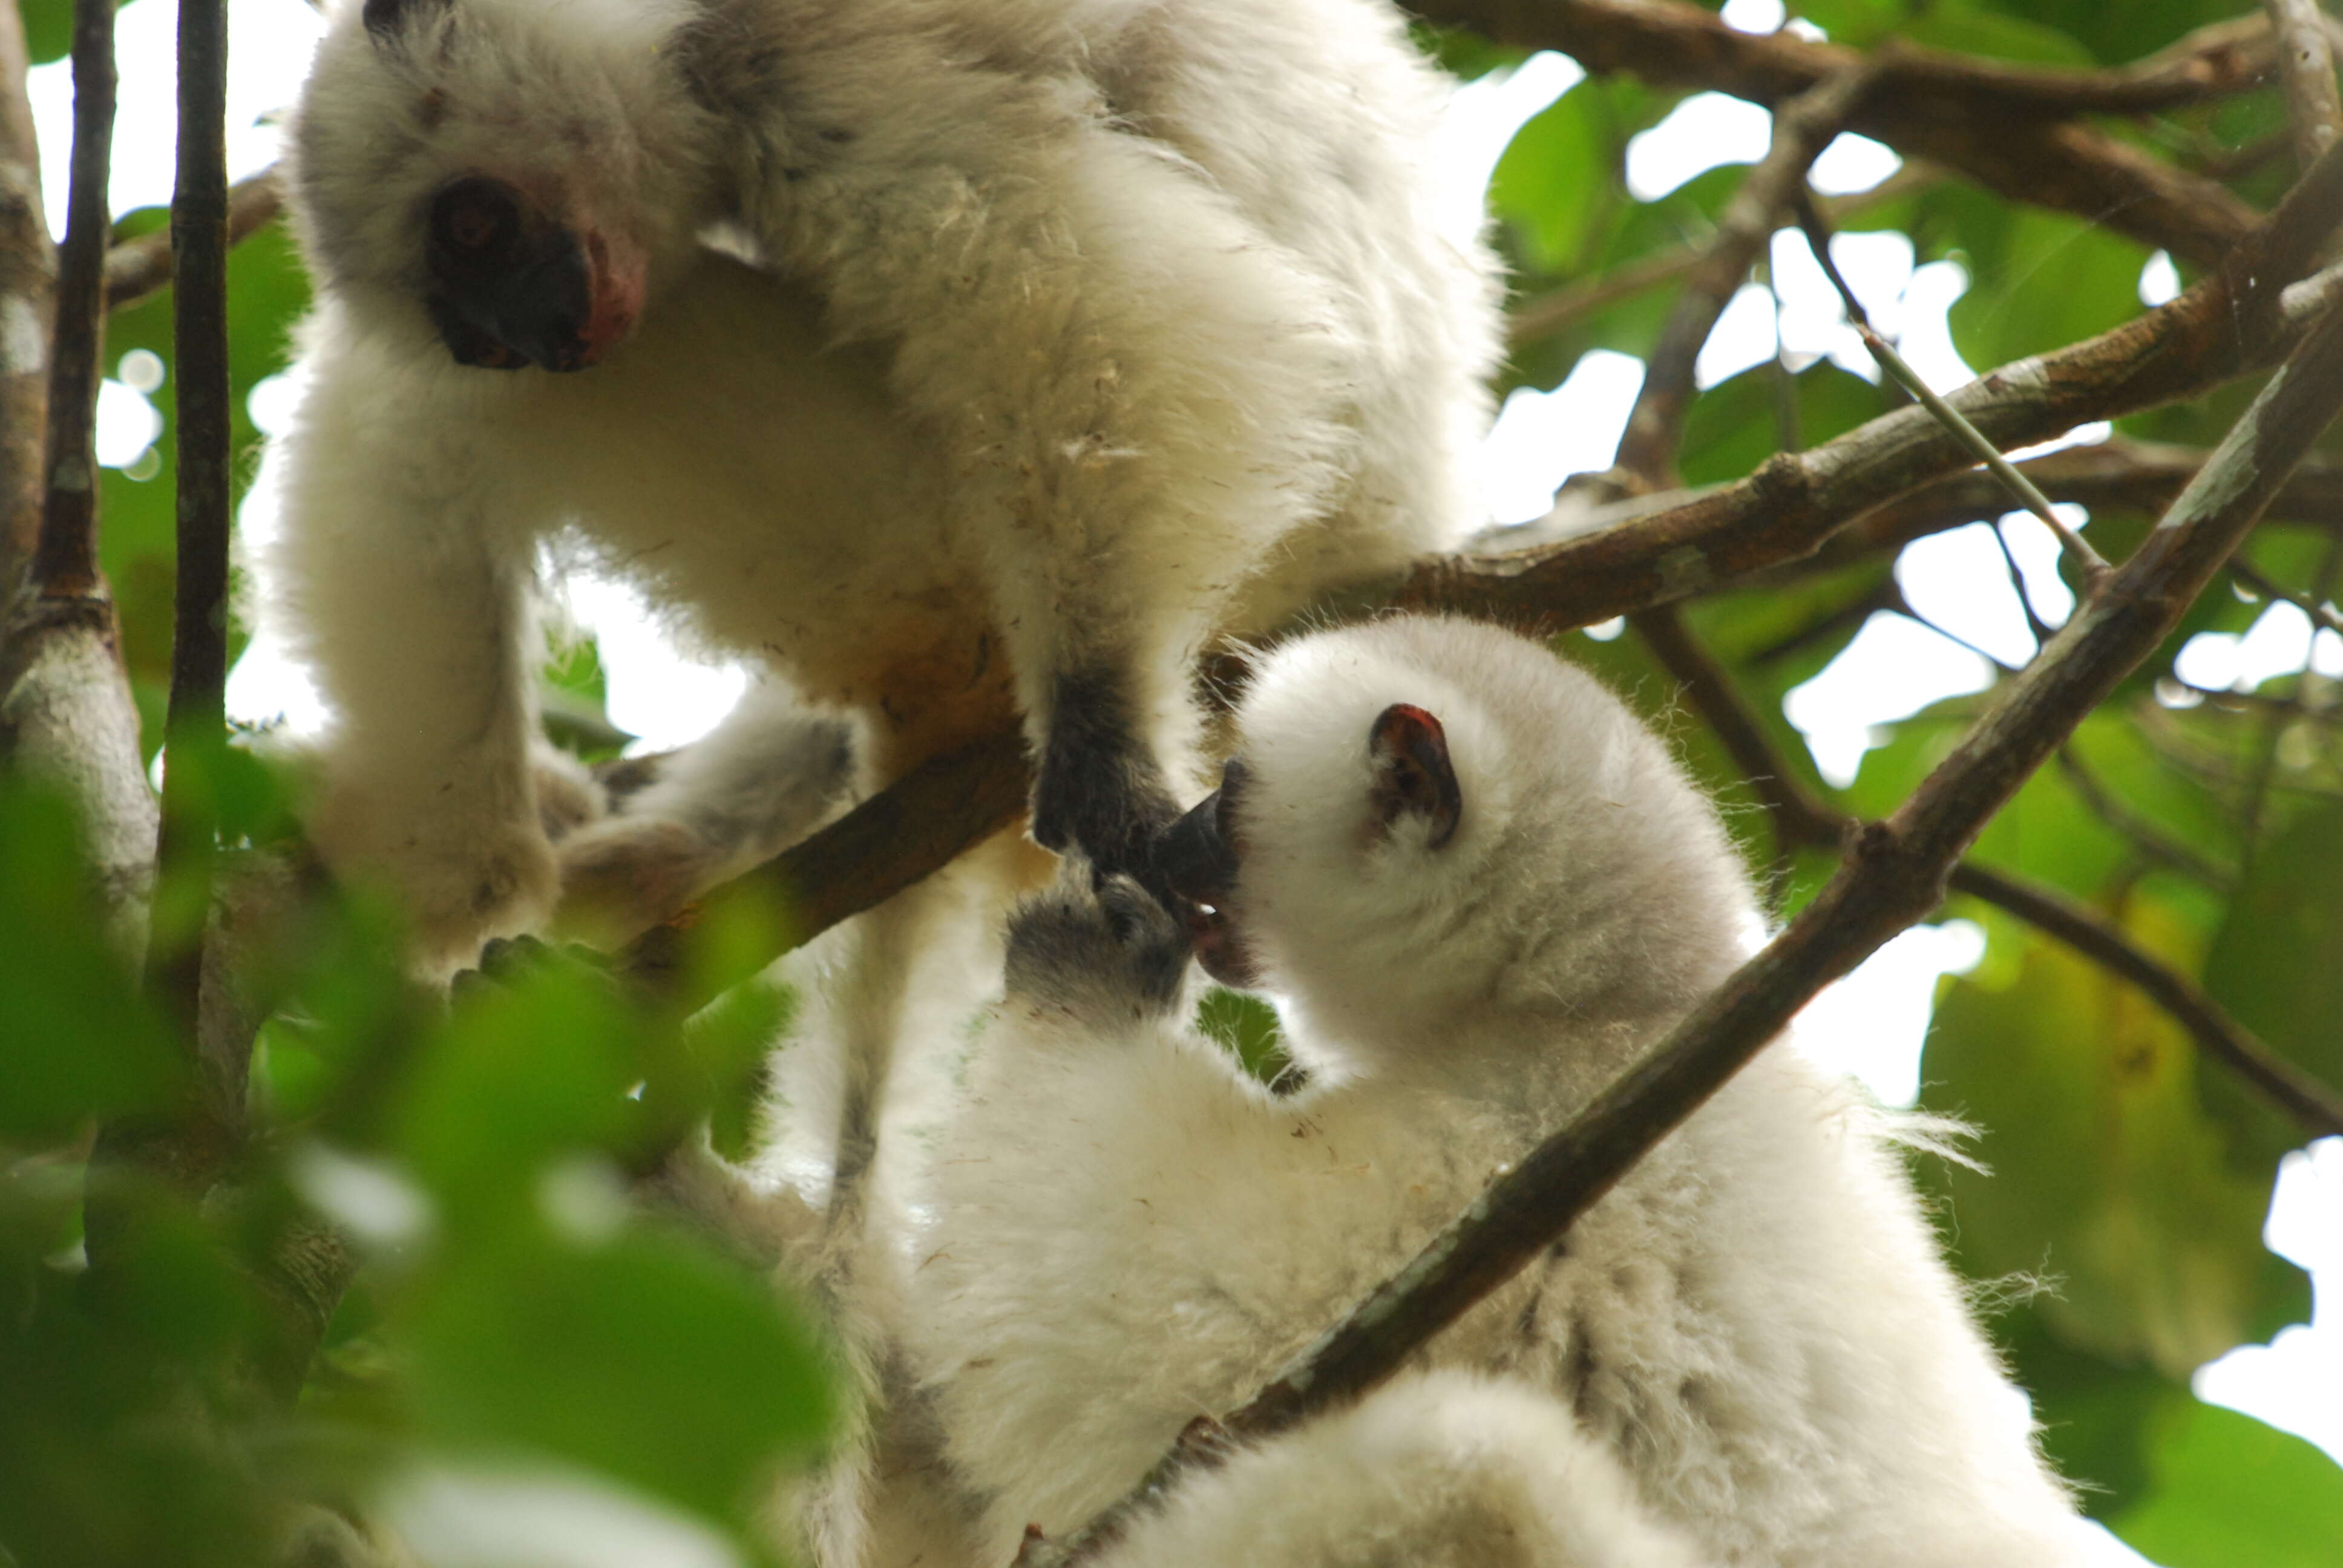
[1921,914,2310,1377]
[0,780,181,1144]
[2108,1402,2343,1567]
[2202,801,2343,1138]
[18,0,68,63]
[407,1229,831,1527]
[390,965,641,1220]
[1947,207,2150,377]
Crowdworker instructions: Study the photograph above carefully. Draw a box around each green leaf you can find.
[19,0,68,63]
[1921,911,2309,1378]
[1677,358,1890,488]
[1988,1306,2193,1516]
[1196,988,1290,1085]
[1490,83,1611,279]
[1947,207,2151,379]
[0,780,182,1144]
[2108,1403,2343,1568]
[2202,801,2343,1139]
[407,1229,833,1526]
[390,966,643,1221]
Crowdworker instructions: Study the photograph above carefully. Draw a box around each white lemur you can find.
[900,616,2100,1566]
[268,0,1498,975]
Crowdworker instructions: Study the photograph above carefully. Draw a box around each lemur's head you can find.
[288,0,722,371]
[1159,617,1754,1071]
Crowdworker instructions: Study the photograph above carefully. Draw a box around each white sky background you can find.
[27,0,2340,1509]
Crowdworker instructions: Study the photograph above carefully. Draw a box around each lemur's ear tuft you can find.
[1368,703,1461,849]
[364,0,448,43]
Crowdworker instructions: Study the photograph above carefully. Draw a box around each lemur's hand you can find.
[1003,872,1192,1025]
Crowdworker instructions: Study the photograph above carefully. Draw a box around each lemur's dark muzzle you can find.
[1155,757,1247,909]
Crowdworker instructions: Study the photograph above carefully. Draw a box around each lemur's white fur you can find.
[1095,1372,1707,1568]
[904,616,2097,1567]
[269,0,1498,971]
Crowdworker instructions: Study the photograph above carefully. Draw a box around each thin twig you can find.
[1505,164,1942,351]
[2053,746,2238,892]
[1613,62,1879,488]
[2264,0,2343,172]
[2233,557,2343,638]
[1946,861,2343,1138]
[1026,263,2343,1568]
[1791,194,2109,587]
[143,0,234,1025]
[30,0,116,599]
[103,165,281,310]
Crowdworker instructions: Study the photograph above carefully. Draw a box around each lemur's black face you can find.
[422,177,635,372]
[1157,757,1255,987]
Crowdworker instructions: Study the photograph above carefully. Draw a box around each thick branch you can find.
[1789,440,2343,577]
[620,158,2343,1032]
[1027,266,2343,1567]
[103,164,280,311]
[1400,139,2343,632]
[1417,0,2260,268]
[616,728,1029,1014]
[0,0,50,599]
[31,0,116,597]
[0,0,153,962]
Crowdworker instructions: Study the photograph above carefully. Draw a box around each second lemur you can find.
[270,0,1498,969]
[903,616,2099,1566]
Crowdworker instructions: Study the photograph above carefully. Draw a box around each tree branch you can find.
[1399,137,2343,632]
[1506,160,1940,352]
[146,0,234,1034]
[1415,0,2261,269]
[31,0,115,599]
[615,728,1029,1014]
[1944,860,2343,1140]
[1,0,154,966]
[615,150,2343,1039]
[0,0,50,601]
[1786,439,2343,579]
[2264,0,2342,172]
[1613,62,1876,487]
[102,163,280,311]
[1024,229,2343,1568]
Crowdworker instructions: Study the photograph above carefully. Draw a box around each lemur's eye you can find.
[431,177,521,258]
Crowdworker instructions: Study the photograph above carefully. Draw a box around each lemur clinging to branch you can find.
[903,616,2099,1567]
[268,0,1499,974]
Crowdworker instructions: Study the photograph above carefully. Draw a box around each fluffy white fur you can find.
[1096,1372,1708,1568]
[268,0,1499,971]
[902,616,2099,1567]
